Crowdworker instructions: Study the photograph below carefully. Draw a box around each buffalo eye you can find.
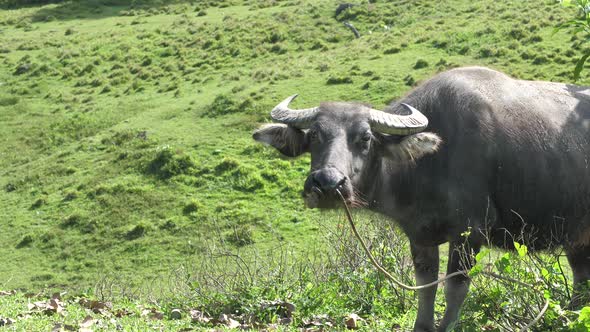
[309,130,319,142]
[358,132,372,150]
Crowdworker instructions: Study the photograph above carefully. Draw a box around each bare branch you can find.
[343,22,360,38]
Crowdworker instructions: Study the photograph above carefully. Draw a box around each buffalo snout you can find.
[311,167,346,190]
[303,167,351,208]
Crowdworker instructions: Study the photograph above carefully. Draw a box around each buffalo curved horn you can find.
[369,103,429,135]
[270,94,319,129]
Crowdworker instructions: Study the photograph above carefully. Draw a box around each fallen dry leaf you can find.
[114,308,132,318]
[263,323,279,331]
[79,299,112,316]
[79,315,94,328]
[140,308,164,320]
[28,296,65,316]
[218,313,241,329]
[344,313,363,330]
[51,322,76,332]
[279,317,292,325]
[303,314,334,328]
[0,290,16,296]
[189,309,211,324]
[28,301,42,311]
[48,298,64,314]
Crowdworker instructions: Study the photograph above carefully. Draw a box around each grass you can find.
[0,0,588,330]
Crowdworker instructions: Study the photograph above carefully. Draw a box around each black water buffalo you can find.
[253,66,590,331]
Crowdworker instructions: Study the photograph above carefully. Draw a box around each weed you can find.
[533,55,550,65]
[146,148,196,180]
[215,158,239,174]
[202,94,253,117]
[226,225,254,246]
[125,222,149,240]
[326,75,353,85]
[30,197,46,209]
[383,47,401,54]
[413,59,429,69]
[16,234,34,248]
[0,96,18,106]
[403,74,416,86]
[183,199,201,215]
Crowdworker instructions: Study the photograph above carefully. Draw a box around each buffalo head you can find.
[253,95,442,208]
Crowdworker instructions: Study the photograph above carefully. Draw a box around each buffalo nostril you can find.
[312,168,346,190]
[311,175,322,188]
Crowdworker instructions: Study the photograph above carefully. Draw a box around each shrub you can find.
[146,148,196,179]
[326,75,352,85]
[226,225,254,246]
[0,96,18,106]
[431,39,448,49]
[309,40,328,51]
[383,47,401,54]
[403,74,415,86]
[265,31,284,44]
[532,55,549,65]
[234,172,264,192]
[202,94,252,117]
[214,158,239,174]
[508,28,528,40]
[125,222,148,240]
[101,129,138,146]
[413,59,429,69]
[61,214,83,228]
[30,197,46,209]
[269,44,287,54]
[183,199,201,215]
[16,234,34,248]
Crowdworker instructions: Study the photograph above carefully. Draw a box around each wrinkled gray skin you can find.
[253,67,590,331]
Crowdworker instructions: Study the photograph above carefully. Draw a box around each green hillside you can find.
[1,0,589,330]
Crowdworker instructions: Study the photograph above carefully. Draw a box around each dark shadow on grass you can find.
[2,0,202,22]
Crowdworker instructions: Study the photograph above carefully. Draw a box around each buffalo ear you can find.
[253,124,309,157]
[382,132,442,162]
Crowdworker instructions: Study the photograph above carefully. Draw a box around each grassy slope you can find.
[0,0,587,330]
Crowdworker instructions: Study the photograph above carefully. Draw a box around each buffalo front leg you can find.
[437,240,480,332]
[566,246,590,309]
[410,243,440,332]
